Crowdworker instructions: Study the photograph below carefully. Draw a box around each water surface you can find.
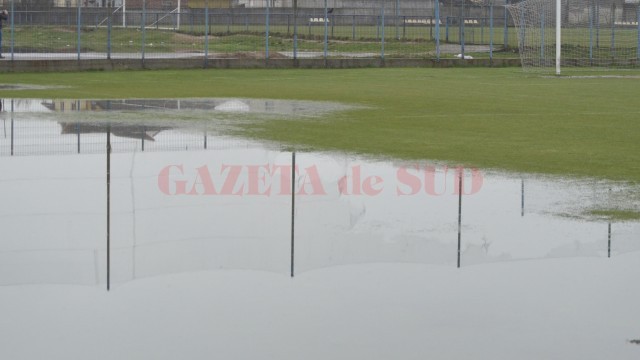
[1,98,638,286]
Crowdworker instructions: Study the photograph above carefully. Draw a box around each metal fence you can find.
[0,1,521,63]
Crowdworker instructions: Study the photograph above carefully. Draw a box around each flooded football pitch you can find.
[1,98,638,287]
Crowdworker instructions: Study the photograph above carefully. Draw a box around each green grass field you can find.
[1,67,639,185]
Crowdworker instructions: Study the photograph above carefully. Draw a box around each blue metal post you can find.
[504,0,508,49]
[107,7,112,60]
[266,0,270,59]
[10,0,14,60]
[541,11,545,60]
[435,0,440,60]
[324,0,328,60]
[381,0,385,60]
[637,5,640,60]
[596,2,600,48]
[77,2,81,61]
[589,1,594,63]
[489,3,493,60]
[142,0,146,65]
[460,0,465,58]
[395,0,399,40]
[352,14,356,40]
[446,17,449,42]
[293,0,298,60]
[611,3,616,59]
[205,2,209,67]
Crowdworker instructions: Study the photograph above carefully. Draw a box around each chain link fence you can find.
[0,0,522,64]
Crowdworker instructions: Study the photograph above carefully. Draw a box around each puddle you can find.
[0,98,638,286]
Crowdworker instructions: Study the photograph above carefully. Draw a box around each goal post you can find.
[506,0,640,74]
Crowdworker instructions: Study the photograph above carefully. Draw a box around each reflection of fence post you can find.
[608,222,611,258]
[141,125,146,151]
[76,122,81,153]
[106,124,112,291]
[10,100,13,156]
[203,130,207,149]
[291,151,296,278]
[457,168,463,268]
[521,179,524,217]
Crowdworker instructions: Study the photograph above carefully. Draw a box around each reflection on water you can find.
[0,99,638,287]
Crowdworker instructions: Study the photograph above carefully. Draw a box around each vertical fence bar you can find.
[323,0,328,61]
[266,0,270,60]
[403,16,406,39]
[555,0,561,74]
[293,0,298,60]
[381,0,385,60]
[541,11,545,60]
[460,0,465,58]
[589,0,594,64]
[107,6,112,60]
[395,0,400,40]
[204,1,209,67]
[77,3,82,61]
[9,0,14,60]
[435,0,440,60]
[489,2,493,61]
[446,16,449,42]
[637,5,640,60]
[596,2,600,48]
[504,0,509,48]
[610,2,616,59]
[352,14,356,40]
[481,8,485,42]
[142,0,146,66]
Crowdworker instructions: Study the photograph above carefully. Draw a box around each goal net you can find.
[506,0,640,73]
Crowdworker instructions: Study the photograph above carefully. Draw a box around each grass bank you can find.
[0,67,638,183]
